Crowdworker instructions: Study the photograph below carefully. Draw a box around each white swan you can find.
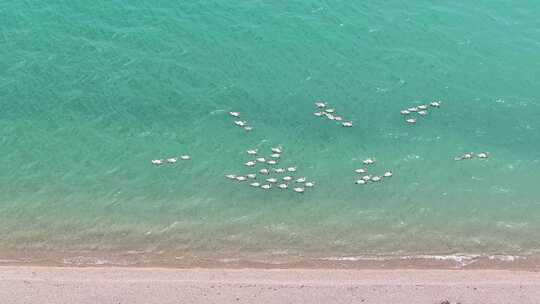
[362,158,375,165]
[180,155,191,160]
[261,184,272,190]
[295,177,306,183]
[400,110,411,115]
[405,118,416,124]
[430,101,441,108]
[256,157,266,163]
[477,152,489,159]
[151,159,164,166]
[342,121,353,127]
[361,175,371,181]
[315,102,327,108]
[287,167,297,172]
[250,182,260,187]
[383,171,393,178]
[274,168,285,173]
[305,182,315,188]
[247,149,258,155]
[266,160,278,165]
[259,168,270,175]
[245,161,256,167]
[278,183,288,190]
[417,110,427,116]
[293,187,305,193]
[234,120,247,127]
[246,173,257,179]
[418,105,428,110]
[355,179,367,185]
[166,158,177,164]
[266,178,277,183]
[355,168,366,174]
[229,111,240,117]
[244,126,253,132]
[235,176,247,182]
[225,174,236,180]
[271,147,283,154]
[283,176,293,181]
[371,176,382,182]
[270,153,281,159]
[314,112,324,117]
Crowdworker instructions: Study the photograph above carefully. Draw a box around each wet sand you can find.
[2,266,540,303]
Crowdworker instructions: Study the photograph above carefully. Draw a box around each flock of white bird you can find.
[353,158,394,185]
[225,146,315,194]
[400,100,442,124]
[229,111,253,132]
[149,100,490,191]
[150,155,191,166]
[313,101,353,127]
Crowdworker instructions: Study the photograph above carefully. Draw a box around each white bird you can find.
[355,168,366,174]
[235,176,247,182]
[430,101,441,108]
[408,107,419,112]
[229,111,240,117]
[400,110,411,115]
[418,105,428,110]
[315,102,327,108]
[266,160,278,165]
[305,182,315,188]
[283,176,293,181]
[261,184,272,190]
[266,178,277,183]
[259,168,270,175]
[293,187,305,193]
[405,118,417,124]
[314,112,324,117]
[296,177,306,183]
[278,183,288,190]
[166,158,177,164]
[225,174,237,180]
[383,171,393,178]
[270,153,281,159]
[355,179,367,185]
[361,175,372,181]
[342,121,353,127]
[247,149,258,155]
[245,161,257,167]
[256,157,266,163]
[363,158,375,165]
[180,155,191,160]
[244,126,253,132]
[151,159,164,166]
[287,167,297,172]
[334,116,343,121]
[274,168,285,173]
[371,176,382,182]
[455,153,474,161]
[325,108,336,113]
[477,152,489,159]
[234,120,247,127]
[271,147,282,154]
[326,114,336,120]
[417,110,427,116]
[250,182,260,187]
[246,174,257,179]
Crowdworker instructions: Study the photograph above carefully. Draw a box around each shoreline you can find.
[1,250,539,271]
[2,266,540,303]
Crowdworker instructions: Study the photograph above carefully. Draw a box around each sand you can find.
[2,266,540,303]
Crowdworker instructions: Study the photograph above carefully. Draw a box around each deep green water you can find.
[2,1,540,266]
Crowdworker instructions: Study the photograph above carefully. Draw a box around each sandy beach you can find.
[2,266,540,304]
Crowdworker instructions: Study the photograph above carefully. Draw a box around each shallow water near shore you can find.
[1,1,540,268]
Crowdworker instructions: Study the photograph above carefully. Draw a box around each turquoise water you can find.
[2,1,540,266]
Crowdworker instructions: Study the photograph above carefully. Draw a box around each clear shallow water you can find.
[1,1,540,267]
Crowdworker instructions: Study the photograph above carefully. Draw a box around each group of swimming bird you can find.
[354,158,393,185]
[313,102,353,127]
[150,99,491,193]
[151,155,191,166]
[229,111,253,132]
[225,147,315,194]
[454,152,489,161]
[400,100,442,124]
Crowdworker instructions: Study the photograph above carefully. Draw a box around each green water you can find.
[2,1,540,266]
